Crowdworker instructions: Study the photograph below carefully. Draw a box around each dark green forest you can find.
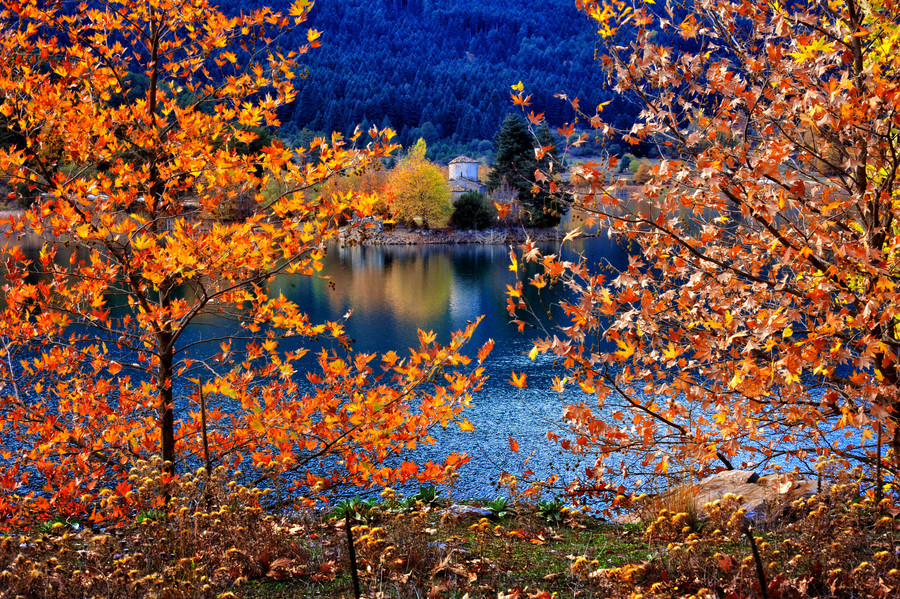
[219,0,636,161]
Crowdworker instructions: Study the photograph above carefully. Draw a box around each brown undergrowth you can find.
[1,461,899,598]
[578,480,900,599]
[0,459,330,598]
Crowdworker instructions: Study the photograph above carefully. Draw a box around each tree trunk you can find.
[892,411,900,475]
[159,336,176,475]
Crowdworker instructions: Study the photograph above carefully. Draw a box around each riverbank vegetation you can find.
[308,115,567,233]
[2,459,898,598]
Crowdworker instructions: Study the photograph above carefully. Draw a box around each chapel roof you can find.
[449,155,479,165]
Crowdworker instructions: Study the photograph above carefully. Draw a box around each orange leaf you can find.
[509,371,527,389]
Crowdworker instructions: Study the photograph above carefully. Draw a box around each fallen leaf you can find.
[266,557,294,580]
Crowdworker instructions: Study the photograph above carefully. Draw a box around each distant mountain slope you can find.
[216,0,633,159]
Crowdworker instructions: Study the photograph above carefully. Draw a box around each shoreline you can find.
[0,207,601,248]
[340,224,599,246]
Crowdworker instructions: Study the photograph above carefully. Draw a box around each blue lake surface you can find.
[283,237,863,499]
[7,232,629,500]
[258,236,630,499]
[10,230,853,503]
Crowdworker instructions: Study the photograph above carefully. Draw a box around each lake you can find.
[5,229,631,501]
[262,235,630,499]
[7,227,851,504]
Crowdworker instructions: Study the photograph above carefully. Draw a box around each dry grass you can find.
[585,479,900,598]
[1,461,899,598]
[0,459,331,598]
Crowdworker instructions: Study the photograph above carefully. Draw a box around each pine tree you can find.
[488,114,565,228]
[533,123,567,227]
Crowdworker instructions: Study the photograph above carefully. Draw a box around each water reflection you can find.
[266,237,631,498]
[270,243,523,354]
[8,230,630,498]
[326,246,455,325]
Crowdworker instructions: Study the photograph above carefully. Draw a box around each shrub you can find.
[412,484,440,506]
[450,191,496,230]
[537,499,566,527]
[328,496,378,523]
[486,496,513,520]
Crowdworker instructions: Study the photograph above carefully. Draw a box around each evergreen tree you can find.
[533,123,568,227]
[450,191,495,230]
[488,114,565,228]
[487,113,532,197]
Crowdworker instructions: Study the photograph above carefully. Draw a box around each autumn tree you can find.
[0,0,489,525]
[510,0,900,496]
[631,161,653,185]
[387,139,452,227]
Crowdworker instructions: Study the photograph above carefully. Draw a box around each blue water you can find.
[5,233,630,502]
[7,231,869,507]
[261,237,630,499]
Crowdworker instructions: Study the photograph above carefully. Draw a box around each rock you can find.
[442,504,493,520]
[617,469,818,524]
[355,226,591,246]
[747,473,818,521]
[692,470,764,518]
[694,470,817,522]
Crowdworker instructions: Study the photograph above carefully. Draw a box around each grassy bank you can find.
[1,464,898,598]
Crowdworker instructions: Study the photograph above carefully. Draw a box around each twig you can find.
[199,378,212,509]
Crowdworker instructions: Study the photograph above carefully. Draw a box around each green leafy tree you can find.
[488,114,566,228]
[450,191,496,230]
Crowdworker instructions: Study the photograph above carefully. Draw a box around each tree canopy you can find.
[511,0,900,494]
[387,139,453,228]
[0,0,488,526]
[450,191,496,230]
[489,114,566,228]
[257,0,619,158]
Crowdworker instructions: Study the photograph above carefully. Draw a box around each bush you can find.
[450,191,495,230]
[633,161,653,184]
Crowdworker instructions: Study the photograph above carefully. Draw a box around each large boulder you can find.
[619,470,818,524]
[692,470,817,521]
[442,504,494,521]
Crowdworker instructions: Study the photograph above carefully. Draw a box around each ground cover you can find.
[2,461,897,598]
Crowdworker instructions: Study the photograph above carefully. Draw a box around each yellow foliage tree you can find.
[387,139,452,228]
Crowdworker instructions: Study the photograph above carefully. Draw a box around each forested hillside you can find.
[217,0,628,160]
